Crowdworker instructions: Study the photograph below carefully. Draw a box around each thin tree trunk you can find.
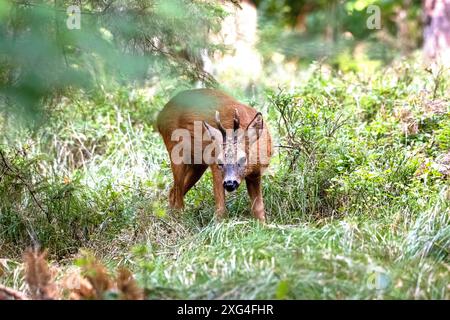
[423,0,450,67]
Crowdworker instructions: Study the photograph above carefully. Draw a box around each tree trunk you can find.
[423,0,450,67]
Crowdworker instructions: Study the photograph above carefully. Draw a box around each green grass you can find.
[0,56,449,299]
[139,210,449,299]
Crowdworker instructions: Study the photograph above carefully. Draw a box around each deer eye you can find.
[237,156,247,167]
[217,159,224,167]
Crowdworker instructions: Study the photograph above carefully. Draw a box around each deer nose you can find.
[223,180,239,192]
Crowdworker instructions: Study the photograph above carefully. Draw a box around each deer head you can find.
[203,109,264,192]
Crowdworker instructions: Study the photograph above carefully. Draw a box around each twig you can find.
[0,284,28,300]
[0,150,50,222]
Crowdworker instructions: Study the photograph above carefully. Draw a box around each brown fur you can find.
[157,89,272,222]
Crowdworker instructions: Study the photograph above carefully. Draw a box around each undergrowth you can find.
[0,57,449,299]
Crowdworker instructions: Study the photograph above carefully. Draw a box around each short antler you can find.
[215,111,227,138]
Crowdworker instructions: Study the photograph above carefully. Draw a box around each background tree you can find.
[423,0,450,67]
[0,0,229,125]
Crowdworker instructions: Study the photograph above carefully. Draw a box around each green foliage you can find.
[0,0,226,126]
[0,54,449,298]
[436,117,450,151]
[262,82,350,220]
[256,0,422,69]
[0,0,448,300]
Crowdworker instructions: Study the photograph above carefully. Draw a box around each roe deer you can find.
[156,89,272,222]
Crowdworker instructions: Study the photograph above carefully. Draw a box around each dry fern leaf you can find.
[23,248,58,300]
[116,268,144,300]
[61,269,96,300]
[83,259,113,299]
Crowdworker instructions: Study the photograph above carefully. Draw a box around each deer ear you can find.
[203,121,223,143]
[246,112,264,144]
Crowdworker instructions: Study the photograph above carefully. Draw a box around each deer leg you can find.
[246,175,266,222]
[183,164,208,196]
[169,163,186,209]
[211,167,226,220]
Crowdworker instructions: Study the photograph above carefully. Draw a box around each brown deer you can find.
[157,89,272,222]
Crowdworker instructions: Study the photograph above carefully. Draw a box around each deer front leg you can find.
[169,163,186,210]
[246,175,266,223]
[211,166,226,220]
